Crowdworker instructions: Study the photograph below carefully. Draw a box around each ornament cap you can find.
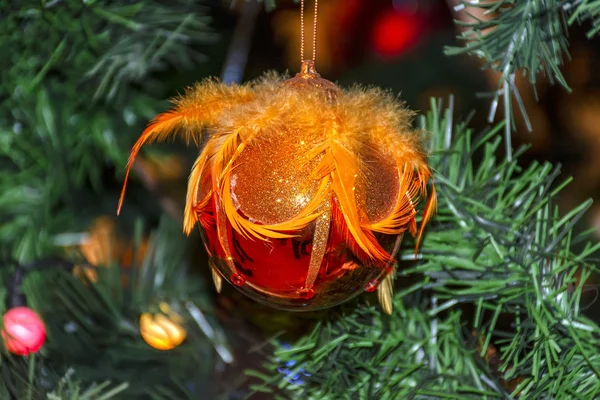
[282,60,339,101]
[298,60,319,78]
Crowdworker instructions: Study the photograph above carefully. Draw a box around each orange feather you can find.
[328,142,390,261]
[117,70,437,275]
[331,200,390,269]
[117,81,255,215]
[370,166,420,235]
[117,112,185,215]
[415,183,437,252]
[184,151,211,235]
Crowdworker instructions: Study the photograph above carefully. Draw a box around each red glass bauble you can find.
[2,307,46,355]
[196,129,405,311]
[119,61,436,313]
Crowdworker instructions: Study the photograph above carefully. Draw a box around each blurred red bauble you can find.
[2,307,46,355]
[372,9,424,58]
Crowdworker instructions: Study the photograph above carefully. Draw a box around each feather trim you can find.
[118,112,186,214]
[415,183,437,252]
[377,273,394,315]
[370,165,420,234]
[117,81,255,215]
[331,199,390,268]
[326,141,389,261]
[184,152,210,235]
[211,261,223,294]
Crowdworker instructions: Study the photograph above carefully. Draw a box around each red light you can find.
[372,10,423,58]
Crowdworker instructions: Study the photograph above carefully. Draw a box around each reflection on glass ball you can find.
[202,204,402,310]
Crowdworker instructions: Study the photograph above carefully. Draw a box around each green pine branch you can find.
[0,3,225,397]
[252,98,600,399]
[445,0,600,160]
[0,1,216,261]
[1,218,229,398]
[446,0,570,88]
[568,0,600,38]
[47,374,129,400]
[1,356,129,400]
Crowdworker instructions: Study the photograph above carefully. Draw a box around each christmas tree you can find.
[1,0,600,399]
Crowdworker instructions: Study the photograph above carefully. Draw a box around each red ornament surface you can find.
[200,199,402,311]
[2,307,46,356]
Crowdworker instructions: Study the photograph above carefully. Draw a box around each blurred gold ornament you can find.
[140,305,187,351]
[136,153,186,183]
[80,217,122,265]
[69,217,148,284]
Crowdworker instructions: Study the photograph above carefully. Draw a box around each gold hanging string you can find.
[300,0,319,62]
[312,0,319,62]
[300,0,305,61]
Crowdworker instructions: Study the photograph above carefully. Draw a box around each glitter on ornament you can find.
[2,307,47,356]
[118,60,436,314]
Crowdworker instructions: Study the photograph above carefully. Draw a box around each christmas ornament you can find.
[68,217,148,285]
[140,304,187,350]
[2,307,46,355]
[118,0,436,314]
